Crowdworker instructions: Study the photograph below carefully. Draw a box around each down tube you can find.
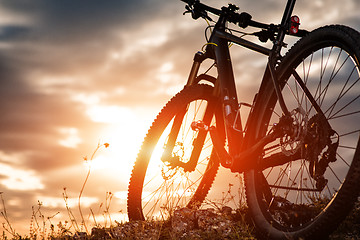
[214,37,243,157]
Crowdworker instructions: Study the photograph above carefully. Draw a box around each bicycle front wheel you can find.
[127,84,223,221]
[245,25,360,239]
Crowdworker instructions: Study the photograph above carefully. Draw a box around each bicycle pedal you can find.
[191,120,210,131]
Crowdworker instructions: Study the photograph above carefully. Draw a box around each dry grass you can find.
[0,143,358,239]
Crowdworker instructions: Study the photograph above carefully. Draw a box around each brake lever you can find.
[183,5,193,16]
[183,4,212,21]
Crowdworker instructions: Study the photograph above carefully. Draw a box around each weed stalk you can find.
[0,193,16,238]
[79,142,109,234]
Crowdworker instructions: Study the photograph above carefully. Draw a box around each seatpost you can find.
[267,0,297,117]
[281,0,297,28]
[274,0,297,59]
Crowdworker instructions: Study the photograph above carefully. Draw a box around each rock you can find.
[172,207,197,234]
[171,207,237,239]
[110,220,161,239]
[91,227,112,239]
[73,231,87,240]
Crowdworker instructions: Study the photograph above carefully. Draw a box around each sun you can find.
[84,104,155,182]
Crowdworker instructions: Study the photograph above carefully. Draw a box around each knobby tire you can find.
[245,25,360,239]
[127,84,222,221]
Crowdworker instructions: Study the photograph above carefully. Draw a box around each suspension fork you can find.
[161,92,218,172]
[161,52,204,165]
[161,51,218,171]
[161,107,187,164]
[186,51,208,86]
[162,52,201,159]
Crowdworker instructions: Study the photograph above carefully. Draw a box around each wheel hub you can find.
[279,107,308,156]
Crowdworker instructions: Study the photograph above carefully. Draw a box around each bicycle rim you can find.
[245,25,360,238]
[127,85,221,221]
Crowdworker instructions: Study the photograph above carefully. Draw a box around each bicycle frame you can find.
[183,0,299,172]
[129,0,360,235]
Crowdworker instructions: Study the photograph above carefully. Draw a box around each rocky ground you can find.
[65,204,360,240]
[71,207,254,240]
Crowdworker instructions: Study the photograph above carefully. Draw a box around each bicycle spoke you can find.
[327,165,343,185]
[336,151,351,167]
[330,110,360,120]
[318,48,346,108]
[329,94,360,120]
[325,65,358,117]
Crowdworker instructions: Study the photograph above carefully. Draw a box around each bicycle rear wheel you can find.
[127,84,223,221]
[245,25,360,239]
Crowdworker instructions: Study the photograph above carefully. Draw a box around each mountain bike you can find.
[127,0,360,238]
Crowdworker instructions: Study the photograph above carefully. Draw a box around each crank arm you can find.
[260,149,301,170]
[230,132,277,172]
[206,123,278,172]
[195,120,293,172]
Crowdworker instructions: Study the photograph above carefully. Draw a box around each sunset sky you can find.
[0,0,359,235]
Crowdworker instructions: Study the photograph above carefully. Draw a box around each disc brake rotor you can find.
[161,142,185,180]
[279,107,308,156]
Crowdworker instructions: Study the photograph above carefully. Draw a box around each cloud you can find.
[0,0,359,236]
[0,162,44,191]
[58,127,82,148]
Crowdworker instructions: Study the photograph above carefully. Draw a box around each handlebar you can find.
[181,0,268,29]
[180,0,308,37]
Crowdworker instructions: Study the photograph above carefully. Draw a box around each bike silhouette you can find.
[128,0,360,238]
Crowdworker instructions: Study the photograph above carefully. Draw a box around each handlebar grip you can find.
[181,0,222,16]
[237,12,252,28]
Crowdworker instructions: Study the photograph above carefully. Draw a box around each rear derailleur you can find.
[304,114,339,190]
[273,113,339,191]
